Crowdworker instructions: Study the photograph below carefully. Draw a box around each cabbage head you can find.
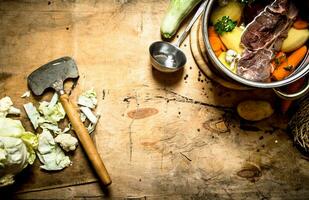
[0,118,38,187]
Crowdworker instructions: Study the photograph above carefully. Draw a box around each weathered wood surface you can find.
[1,0,309,199]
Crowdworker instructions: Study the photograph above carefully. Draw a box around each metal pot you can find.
[202,0,309,100]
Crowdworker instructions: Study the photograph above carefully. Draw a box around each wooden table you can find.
[1,1,309,199]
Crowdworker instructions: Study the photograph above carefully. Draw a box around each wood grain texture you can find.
[0,0,308,199]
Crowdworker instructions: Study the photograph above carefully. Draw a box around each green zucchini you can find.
[160,0,202,39]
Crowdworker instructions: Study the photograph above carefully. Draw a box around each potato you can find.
[220,27,244,54]
[218,52,237,73]
[237,100,274,121]
[210,1,243,25]
[282,28,309,52]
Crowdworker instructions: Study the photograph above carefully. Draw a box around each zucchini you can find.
[160,0,202,39]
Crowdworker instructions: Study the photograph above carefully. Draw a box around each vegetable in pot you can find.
[272,46,307,81]
[208,26,227,57]
[214,16,237,35]
[293,19,309,30]
[160,0,202,39]
[219,26,244,54]
[218,51,237,73]
[210,1,243,25]
[281,28,309,53]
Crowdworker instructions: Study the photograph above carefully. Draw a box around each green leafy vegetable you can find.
[161,0,202,38]
[0,96,20,118]
[215,16,237,35]
[0,118,38,187]
[37,129,71,171]
[284,65,293,72]
[77,88,97,109]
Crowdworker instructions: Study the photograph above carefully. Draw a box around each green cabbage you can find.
[0,118,38,187]
[37,129,71,171]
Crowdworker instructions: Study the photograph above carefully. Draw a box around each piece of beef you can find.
[237,0,298,82]
[238,49,273,81]
[241,0,290,51]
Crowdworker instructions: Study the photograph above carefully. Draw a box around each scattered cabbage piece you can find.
[21,91,31,98]
[80,107,98,124]
[48,93,59,108]
[55,134,78,152]
[23,103,41,129]
[40,123,62,134]
[77,88,97,109]
[80,113,87,122]
[0,118,38,187]
[37,129,71,171]
[24,93,66,132]
[87,114,100,134]
[0,97,21,117]
[38,101,65,124]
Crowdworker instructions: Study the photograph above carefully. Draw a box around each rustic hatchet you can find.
[28,57,112,186]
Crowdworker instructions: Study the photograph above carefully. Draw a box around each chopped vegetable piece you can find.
[87,114,100,134]
[37,129,71,171]
[0,96,20,117]
[214,16,237,35]
[211,1,243,25]
[23,103,41,129]
[40,123,62,134]
[281,28,309,52]
[48,93,59,108]
[293,20,309,30]
[208,26,227,57]
[80,106,98,124]
[80,113,87,122]
[219,26,244,54]
[38,101,65,124]
[55,133,78,152]
[272,46,307,81]
[271,52,287,68]
[21,91,31,98]
[77,88,97,109]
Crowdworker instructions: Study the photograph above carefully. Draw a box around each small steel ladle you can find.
[149,1,207,73]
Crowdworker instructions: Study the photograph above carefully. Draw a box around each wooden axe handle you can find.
[59,93,112,186]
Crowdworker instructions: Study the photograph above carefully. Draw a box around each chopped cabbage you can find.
[23,103,41,129]
[38,101,65,124]
[0,97,21,117]
[55,134,78,152]
[77,88,97,109]
[80,106,98,124]
[21,91,31,98]
[37,129,71,171]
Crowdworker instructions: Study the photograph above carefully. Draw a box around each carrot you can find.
[281,78,305,114]
[208,26,227,56]
[271,52,287,68]
[272,46,307,81]
[293,20,309,30]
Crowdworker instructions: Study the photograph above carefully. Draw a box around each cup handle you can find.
[273,79,309,100]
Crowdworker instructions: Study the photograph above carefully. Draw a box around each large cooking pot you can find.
[202,0,309,100]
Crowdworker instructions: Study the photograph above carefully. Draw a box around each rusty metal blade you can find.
[27,57,79,95]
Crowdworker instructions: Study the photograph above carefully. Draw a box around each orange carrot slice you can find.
[272,46,307,81]
[293,20,309,30]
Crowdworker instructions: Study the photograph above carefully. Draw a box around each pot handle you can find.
[273,79,309,100]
